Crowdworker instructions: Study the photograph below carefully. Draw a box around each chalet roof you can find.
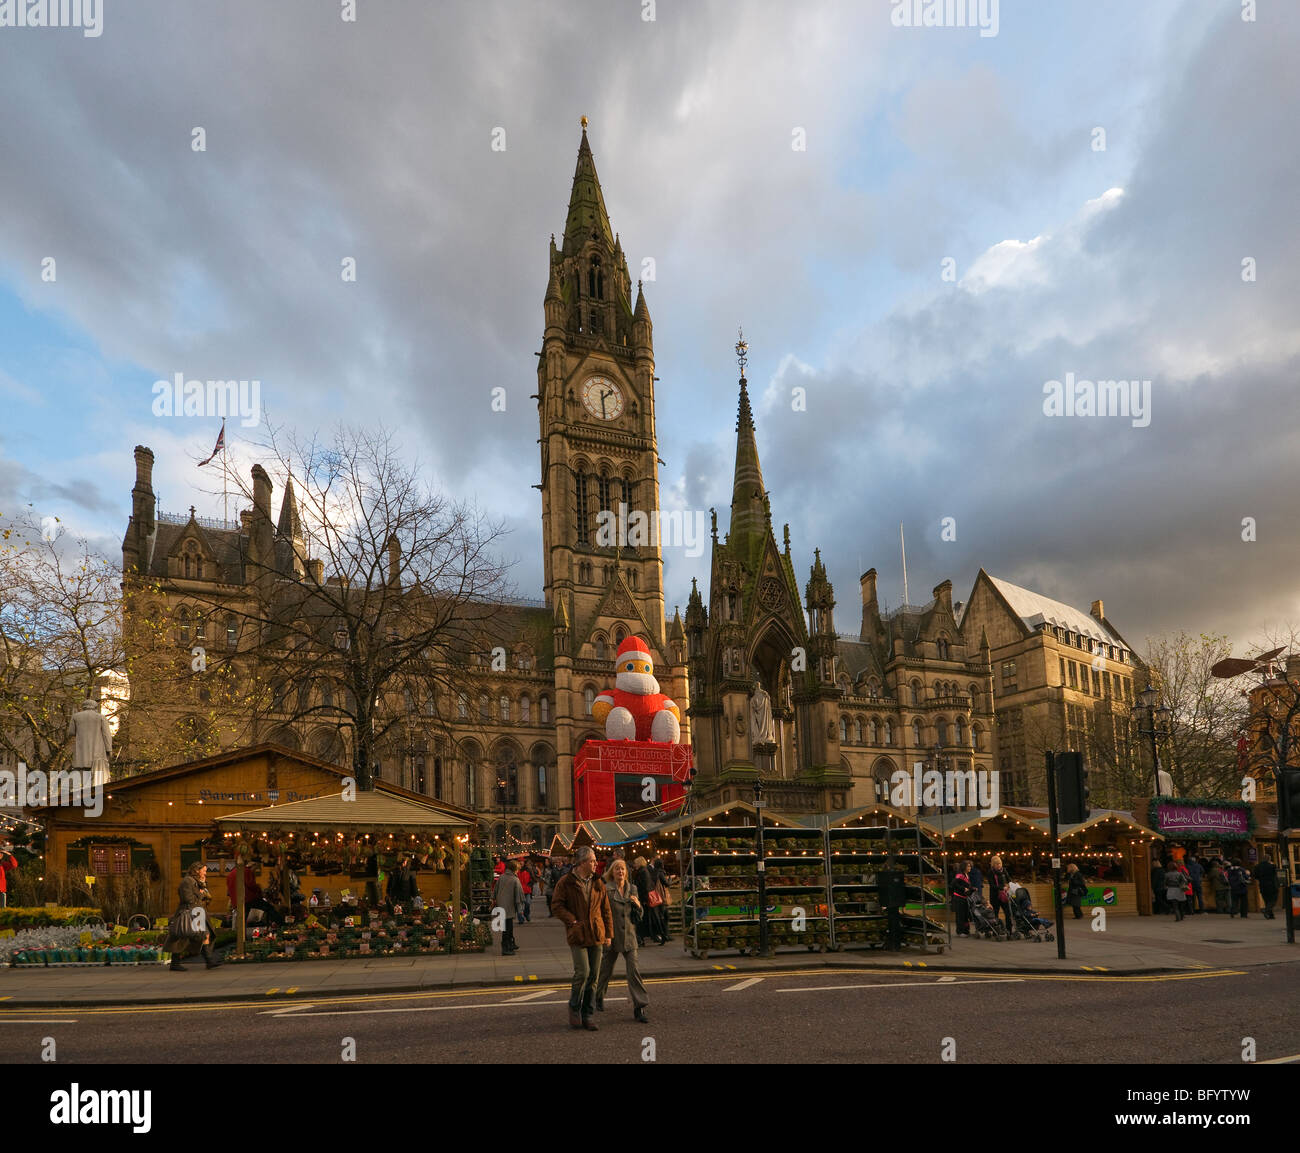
[216,789,473,833]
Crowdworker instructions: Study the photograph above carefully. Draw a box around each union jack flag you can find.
[198,421,226,467]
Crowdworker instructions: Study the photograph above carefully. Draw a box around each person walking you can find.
[1150,857,1167,915]
[0,842,17,908]
[1209,859,1230,914]
[987,855,1013,936]
[1255,857,1279,919]
[1227,859,1251,918]
[1065,863,1088,920]
[543,861,558,915]
[594,858,650,1023]
[492,859,524,955]
[631,856,656,946]
[164,862,222,971]
[517,862,533,923]
[1186,854,1205,914]
[951,864,972,936]
[551,846,612,1030]
[1164,863,1188,921]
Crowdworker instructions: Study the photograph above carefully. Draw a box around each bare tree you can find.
[169,422,517,790]
[0,510,124,776]
[1139,632,1247,798]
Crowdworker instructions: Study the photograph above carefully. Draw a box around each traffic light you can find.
[1280,767,1300,832]
[1055,751,1091,824]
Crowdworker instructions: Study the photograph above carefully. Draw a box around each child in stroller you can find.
[967,888,1008,939]
[1010,886,1054,941]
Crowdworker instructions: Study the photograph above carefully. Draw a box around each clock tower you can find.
[538,121,690,821]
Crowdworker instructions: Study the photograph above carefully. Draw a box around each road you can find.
[2,964,1297,1064]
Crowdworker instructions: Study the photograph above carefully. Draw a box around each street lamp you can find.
[1131,684,1173,796]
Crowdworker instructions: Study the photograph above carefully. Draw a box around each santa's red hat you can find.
[616,635,653,663]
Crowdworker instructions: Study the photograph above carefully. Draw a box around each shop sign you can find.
[1153,801,1250,839]
[1082,886,1116,907]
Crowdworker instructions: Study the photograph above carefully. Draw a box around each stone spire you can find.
[562,118,614,251]
[728,329,767,558]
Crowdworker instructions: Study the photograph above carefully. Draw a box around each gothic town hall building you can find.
[120,126,995,841]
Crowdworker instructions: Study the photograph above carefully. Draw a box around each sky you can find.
[1,0,1298,656]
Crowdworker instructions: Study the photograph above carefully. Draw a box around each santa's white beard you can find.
[616,670,659,696]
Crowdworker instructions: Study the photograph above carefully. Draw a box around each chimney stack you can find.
[1090,599,1105,620]
[387,533,401,588]
[308,558,324,584]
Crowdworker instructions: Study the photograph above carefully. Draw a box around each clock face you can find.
[581,375,625,421]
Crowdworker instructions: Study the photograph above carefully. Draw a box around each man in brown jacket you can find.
[551,845,612,1030]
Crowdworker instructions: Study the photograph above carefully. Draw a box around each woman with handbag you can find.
[164,862,222,971]
[632,856,654,946]
[593,857,650,1022]
[651,858,673,943]
[987,855,1013,936]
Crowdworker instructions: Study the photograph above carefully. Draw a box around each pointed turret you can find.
[276,475,303,541]
[728,360,767,559]
[544,262,566,333]
[563,121,614,251]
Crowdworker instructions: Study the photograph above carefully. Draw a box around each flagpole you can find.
[221,420,228,526]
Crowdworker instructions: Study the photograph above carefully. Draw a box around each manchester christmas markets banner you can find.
[1149,798,1254,841]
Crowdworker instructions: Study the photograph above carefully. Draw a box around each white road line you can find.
[724,977,765,992]
[261,1004,317,1015]
[777,977,1026,993]
[262,999,574,1018]
[0,1019,79,1024]
[938,976,956,982]
[1260,1053,1300,1064]
[509,989,554,1002]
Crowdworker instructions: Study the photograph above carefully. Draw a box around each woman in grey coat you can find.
[492,859,525,955]
[594,857,649,1022]
[164,862,222,971]
[1164,865,1188,922]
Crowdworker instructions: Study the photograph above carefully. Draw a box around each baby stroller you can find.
[1010,887,1054,942]
[967,890,1008,940]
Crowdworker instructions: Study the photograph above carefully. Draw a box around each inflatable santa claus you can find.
[592,636,682,743]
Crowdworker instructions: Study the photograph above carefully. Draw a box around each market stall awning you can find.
[216,790,474,834]
[653,799,806,836]
[573,818,663,848]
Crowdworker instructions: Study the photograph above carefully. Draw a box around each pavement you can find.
[2,903,1296,1007]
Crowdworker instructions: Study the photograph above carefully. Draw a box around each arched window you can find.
[882,721,893,746]
[868,718,878,743]
[500,694,510,722]
[937,718,949,747]
[504,763,518,806]
[937,637,950,660]
[629,570,637,590]
[595,635,607,660]
[575,469,591,545]
[540,696,550,724]
[415,757,426,794]
[226,616,237,649]
[598,470,612,515]
[464,745,480,809]
[478,694,490,721]
[868,680,880,699]
[520,695,531,723]
[969,683,980,708]
[584,687,595,716]
[177,607,190,647]
[973,723,985,751]
[912,718,923,746]
[457,693,468,720]
[404,688,414,713]
[614,626,625,645]
[537,762,548,807]
[955,716,966,747]
[911,681,922,706]
[853,718,862,743]
[839,716,848,742]
[319,681,333,710]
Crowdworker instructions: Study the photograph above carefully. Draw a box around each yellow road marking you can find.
[286,987,298,994]
[513,976,523,982]
[265,988,279,995]
[0,967,1248,1017]
[917,962,927,968]
[528,975,537,981]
